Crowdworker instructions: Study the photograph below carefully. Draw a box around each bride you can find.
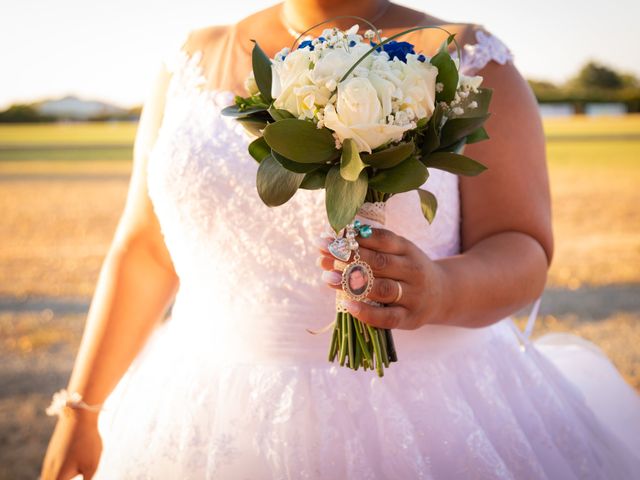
[40,0,640,478]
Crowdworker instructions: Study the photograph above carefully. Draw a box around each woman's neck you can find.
[281,0,392,33]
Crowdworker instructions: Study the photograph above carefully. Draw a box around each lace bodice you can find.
[145,25,516,360]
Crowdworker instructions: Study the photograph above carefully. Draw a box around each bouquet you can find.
[222,19,492,377]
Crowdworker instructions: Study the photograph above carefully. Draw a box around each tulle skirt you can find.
[90,301,640,480]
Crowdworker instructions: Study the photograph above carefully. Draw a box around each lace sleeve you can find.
[453,27,515,75]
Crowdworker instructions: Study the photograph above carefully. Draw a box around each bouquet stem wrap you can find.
[329,201,398,377]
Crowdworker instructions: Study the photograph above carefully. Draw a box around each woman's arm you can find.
[436,47,553,328]
[62,55,180,423]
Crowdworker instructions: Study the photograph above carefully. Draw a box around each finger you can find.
[344,299,409,329]
[365,277,406,306]
[355,226,409,255]
[355,246,408,279]
[80,464,98,480]
[314,237,407,279]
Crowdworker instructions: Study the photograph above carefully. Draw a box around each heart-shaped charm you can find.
[328,237,352,262]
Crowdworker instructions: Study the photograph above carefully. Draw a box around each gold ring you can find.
[392,281,403,304]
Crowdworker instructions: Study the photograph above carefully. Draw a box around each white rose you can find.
[323,77,412,153]
[310,43,373,91]
[399,56,438,121]
[271,49,315,116]
[368,71,395,118]
[291,84,332,120]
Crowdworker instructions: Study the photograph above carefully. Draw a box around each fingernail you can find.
[321,270,342,285]
[312,236,330,250]
[315,256,324,267]
[345,300,361,314]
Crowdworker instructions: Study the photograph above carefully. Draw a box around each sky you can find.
[2,0,639,110]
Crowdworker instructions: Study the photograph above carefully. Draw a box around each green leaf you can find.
[440,113,490,148]
[421,104,444,155]
[430,50,458,103]
[256,154,305,206]
[465,126,489,144]
[436,137,467,154]
[251,40,273,103]
[361,141,415,169]
[248,137,271,163]
[268,105,294,121]
[237,117,268,137]
[325,166,368,234]
[221,104,268,118]
[272,149,325,173]
[340,138,367,181]
[263,119,338,164]
[417,188,438,224]
[368,156,429,193]
[422,151,487,176]
[299,167,329,190]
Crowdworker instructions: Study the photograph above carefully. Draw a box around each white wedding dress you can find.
[89,25,640,479]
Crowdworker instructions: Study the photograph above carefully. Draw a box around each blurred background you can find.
[1,0,639,478]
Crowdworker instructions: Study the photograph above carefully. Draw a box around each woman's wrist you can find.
[422,259,454,327]
[61,404,101,425]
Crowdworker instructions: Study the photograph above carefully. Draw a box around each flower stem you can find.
[347,312,355,369]
[366,323,385,377]
[328,317,340,362]
[339,312,348,366]
[378,326,390,368]
[354,318,372,363]
[384,328,398,362]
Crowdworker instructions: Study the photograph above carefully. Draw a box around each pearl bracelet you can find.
[45,388,105,417]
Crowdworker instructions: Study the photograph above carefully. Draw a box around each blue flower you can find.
[371,40,416,63]
[349,40,357,47]
[298,40,314,51]
[318,36,326,43]
[417,54,426,63]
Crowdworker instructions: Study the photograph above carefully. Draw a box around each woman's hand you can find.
[315,227,450,330]
[40,409,103,480]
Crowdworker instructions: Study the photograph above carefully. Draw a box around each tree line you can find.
[1,61,639,122]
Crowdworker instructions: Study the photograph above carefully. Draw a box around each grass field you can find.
[1,116,639,479]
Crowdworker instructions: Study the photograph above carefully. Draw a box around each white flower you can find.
[323,77,412,153]
[458,73,483,92]
[398,55,439,121]
[244,71,259,96]
[271,48,315,116]
[368,71,395,118]
[309,42,372,89]
[291,84,332,119]
[346,24,360,36]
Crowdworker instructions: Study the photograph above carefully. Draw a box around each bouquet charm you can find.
[222,16,493,376]
[325,202,399,376]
